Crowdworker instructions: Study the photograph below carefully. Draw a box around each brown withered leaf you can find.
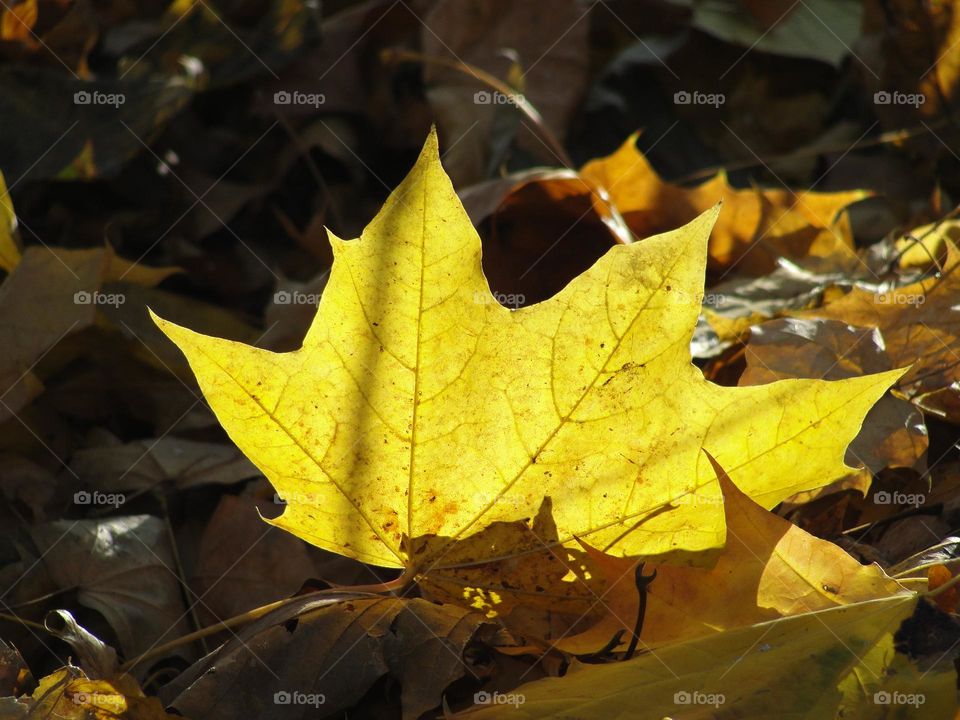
[741,317,927,472]
[192,493,373,625]
[21,516,191,661]
[799,243,960,422]
[161,595,500,720]
[71,435,260,494]
[0,246,177,422]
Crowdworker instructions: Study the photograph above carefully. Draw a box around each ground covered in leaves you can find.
[3,1,960,718]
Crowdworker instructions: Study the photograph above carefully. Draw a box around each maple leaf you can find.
[558,454,910,654]
[459,596,926,719]
[799,242,960,421]
[152,130,901,577]
[579,134,867,274]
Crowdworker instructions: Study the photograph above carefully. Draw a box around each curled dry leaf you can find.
[460,596,935,719]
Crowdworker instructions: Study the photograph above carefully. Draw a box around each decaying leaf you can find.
[71,436,261,493]
[800,242,960,421]
[153,130,901,584]
[161,595,499,720]
[0,245,178,422]
[741,317,928,473]
[23,516,191,660]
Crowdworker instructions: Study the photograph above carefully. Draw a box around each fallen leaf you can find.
[421,0,588,185]
[558,454,909,653]
[799,242,960,421]
[0,245,178,422]
[0,0,37,43]
[192,493,373,624]
[579,133,867,274]
[927,565,958,613]
[20,665,178,719]
[686,0,863,66]
[161,595,499,720]
[24,516,191,661]
[741,317,927,472]
[152,130,901,582]
[460,595,931,719]
[71,436,261,493]
[0,170,20,272]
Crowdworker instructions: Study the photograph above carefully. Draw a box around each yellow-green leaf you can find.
[152,129,902,575]
[458,596,929,719]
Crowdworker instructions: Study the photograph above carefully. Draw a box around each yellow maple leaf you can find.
[152,130,901,577]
